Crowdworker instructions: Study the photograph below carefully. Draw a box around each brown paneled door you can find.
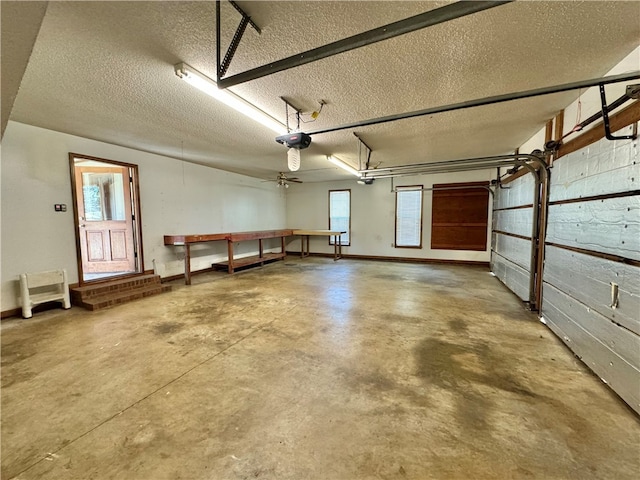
[431,181,490,251]
[71,156,141,282]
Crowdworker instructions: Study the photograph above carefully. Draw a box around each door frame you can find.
[69,153,145,285]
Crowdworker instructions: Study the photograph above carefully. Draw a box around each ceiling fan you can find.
[264,172,303,188]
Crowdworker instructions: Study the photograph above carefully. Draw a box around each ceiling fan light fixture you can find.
[327,155,360,177]
[174,62,286,134]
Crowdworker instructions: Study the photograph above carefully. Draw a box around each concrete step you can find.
[77,284,171,311]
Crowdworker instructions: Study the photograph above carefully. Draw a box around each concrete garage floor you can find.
[1,258,639,479]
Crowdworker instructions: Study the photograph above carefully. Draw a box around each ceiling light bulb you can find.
[175,63,287,134]
[327,155,360,177]
[288,148,301,171]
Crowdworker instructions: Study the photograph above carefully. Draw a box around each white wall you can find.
[1,121,286,311]
[286,170,495,262]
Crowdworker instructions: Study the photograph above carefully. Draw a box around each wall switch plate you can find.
[54,204,67,212]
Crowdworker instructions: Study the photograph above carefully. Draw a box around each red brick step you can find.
[70,274,170,311]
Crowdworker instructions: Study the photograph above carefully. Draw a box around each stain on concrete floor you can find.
[1,258,639,479]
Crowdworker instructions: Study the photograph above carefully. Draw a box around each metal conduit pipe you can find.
[505,155,548,311]
[519,162,542,309]
[217,1,512,88]
[535,160,551,311]
[390,182,496,197]
[365,161,526,178]
[359,152,549,309]
[308,72,640,136]
[360,154,528,174]
[362,161,525,177]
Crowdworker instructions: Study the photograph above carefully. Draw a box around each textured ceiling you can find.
[6,1,640,182]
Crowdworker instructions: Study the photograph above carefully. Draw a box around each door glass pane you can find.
[82,172,125,221]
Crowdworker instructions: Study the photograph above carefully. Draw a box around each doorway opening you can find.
[69,153,143,284]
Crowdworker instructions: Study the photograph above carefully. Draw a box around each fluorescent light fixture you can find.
[174,62,286,134]
[327,155,361,177]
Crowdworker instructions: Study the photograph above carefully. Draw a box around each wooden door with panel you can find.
[74,166,136,275]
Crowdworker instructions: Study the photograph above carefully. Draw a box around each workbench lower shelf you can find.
[166,229,341,282]
[212,252,286,272]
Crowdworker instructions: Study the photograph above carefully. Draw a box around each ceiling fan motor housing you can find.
[275,132,312,149]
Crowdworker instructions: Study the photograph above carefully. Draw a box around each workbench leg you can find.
[260,239,264,266]
[300,236,304,258]
[334,235,341,261]
[185,244,192,285]
[227,240,234,274]
[281,236,285,258]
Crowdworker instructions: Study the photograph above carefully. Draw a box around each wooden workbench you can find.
[292,229,346,261]
[165,230,294,283]
[165,229,344,284]
[214,229,293,274]
[163,233,228,285]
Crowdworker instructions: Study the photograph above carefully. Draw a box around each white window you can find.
[329,189,351,246]
[395,185,423,248]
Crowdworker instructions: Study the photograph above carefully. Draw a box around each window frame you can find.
[328,189,351,246]
[394,185,424,249]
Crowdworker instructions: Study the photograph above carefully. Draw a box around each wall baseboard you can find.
[286,251,489,267]
[160,266,218,283]
[2,270,162,320]
[3,256,488,319]
[1,301,69,321]
[1,307,21,320]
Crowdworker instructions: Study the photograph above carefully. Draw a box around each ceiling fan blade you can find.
[289,178,303,183]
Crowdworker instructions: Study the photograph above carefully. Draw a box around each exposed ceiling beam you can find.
[217,0,512,88]
[307,71,640,136]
